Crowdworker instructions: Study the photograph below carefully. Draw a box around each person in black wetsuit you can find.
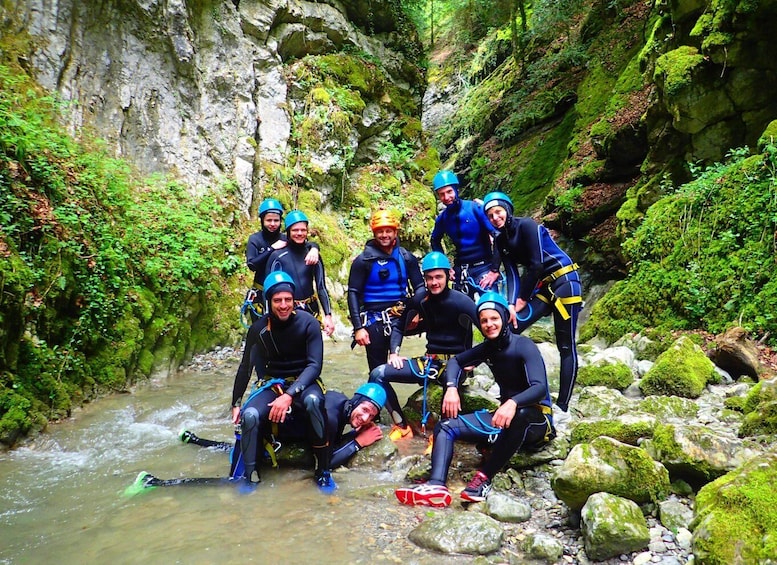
[268,209,335,336]
[430,170,501,299]
[368,251,476,443]
[131,384,387,493]
[394,292,554,508]
[245,199,319,322]
[347,210,425,371]
[230,270,333,490]
[482,191,583,413]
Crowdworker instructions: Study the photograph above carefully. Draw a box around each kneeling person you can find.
[394,292,554,507]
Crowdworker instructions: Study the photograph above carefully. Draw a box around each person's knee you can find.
[241,407,259,431]
[303,392,323,412]
[368,365,386,384]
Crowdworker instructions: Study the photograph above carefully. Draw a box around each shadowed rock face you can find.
[1,0,422,210]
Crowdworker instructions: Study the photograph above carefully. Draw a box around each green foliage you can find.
[0,64,243,446]
[581,147,777,346]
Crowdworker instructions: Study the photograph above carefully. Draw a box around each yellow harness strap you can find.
[541,263,579,284]
[537,290,583,320]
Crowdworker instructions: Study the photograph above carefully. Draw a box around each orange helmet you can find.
[370,210,400,232]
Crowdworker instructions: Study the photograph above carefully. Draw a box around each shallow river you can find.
[0,338,486,564]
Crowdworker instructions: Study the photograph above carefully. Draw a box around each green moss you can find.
[757,120,777,152]
[739,399,777,438]
[640,395,699,420]
[570,420,654,447]
[692,454,777,564]
[640,337,716,398]
[577,362,634,391]
[653,46,705,97]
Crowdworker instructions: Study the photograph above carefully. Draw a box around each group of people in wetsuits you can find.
[200,169,582,506]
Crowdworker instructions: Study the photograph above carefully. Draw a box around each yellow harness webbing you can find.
[541,263,579,284]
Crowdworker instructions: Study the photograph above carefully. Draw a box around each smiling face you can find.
[486,205,508,230]
[424,269,448,295]
[478,308,503,340]
[435,185,457,206]
[349,401,379,428]
[270,291,295,321]
[262,212,282,232]
[373,226,398,252]
[288,223,308,244]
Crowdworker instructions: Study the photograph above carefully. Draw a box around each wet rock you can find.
[482,492,532,523]
[581,492,650,560]
[408,511,503,555]
[658,498,694,533]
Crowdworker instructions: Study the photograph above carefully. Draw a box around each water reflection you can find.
[0,338,479,564]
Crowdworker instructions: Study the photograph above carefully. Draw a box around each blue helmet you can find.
[354,382,387,411]
[482,191,514,216]
[432,170,460,196]
[263,270,296,300]
[476,291,510,313]
[258,198,284,218]
[421,251,451,272]
[284,210,309,230]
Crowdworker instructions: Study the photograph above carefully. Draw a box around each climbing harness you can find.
[460,409,503,444]
[240,288,263,328]
[359,301,406,337]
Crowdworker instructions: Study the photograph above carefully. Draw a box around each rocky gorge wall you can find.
[1,0,423,212]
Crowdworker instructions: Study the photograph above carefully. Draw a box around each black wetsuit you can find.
[231,309,327,482]
[347,240,425,371]
[494,215,582,411]
[427,329,552,485]
[368,285,477,427]
[269,240,331,318]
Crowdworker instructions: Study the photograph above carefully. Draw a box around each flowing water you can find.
[0,338,475,564]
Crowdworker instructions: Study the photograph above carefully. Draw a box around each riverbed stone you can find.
[523,532,564,562]
[408,511,504,555]
[482,492,532,523]
[551,436,670,511]
[581,492,650,560]
[658,498,694,533]
[639,336,718,398]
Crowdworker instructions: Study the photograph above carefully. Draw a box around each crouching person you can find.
[394,292,555,507]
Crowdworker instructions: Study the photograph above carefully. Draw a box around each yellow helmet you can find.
[370,210,400,231]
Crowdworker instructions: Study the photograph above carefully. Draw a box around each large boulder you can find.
[691,453,777,563]
[551,436,670,511]
[639,336,718,398]
[408,511,504,555]
[581,492,650,561]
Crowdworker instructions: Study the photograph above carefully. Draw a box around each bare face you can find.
[262,212,282,232]
[478,308,503,340]
[373,226,398,251]
[486,206,508,230]
[435,185,457,206]
[270,291,295,321]
[423,269,448,295]
[288,223,308,244]
[350,401,379,428]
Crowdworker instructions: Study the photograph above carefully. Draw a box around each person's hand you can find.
[512,298,527,329]
[355,422,383,448]
[405,313,421,332]
[508,304,517,328]
[492,399,517,429]
[304,246,320,265]
[323,315,335,336]
[271,239,287,250]
[231,406,241,425]
[354,328,370,346]
[268,393,293,423]
[441,387,461,418]
[388,353,404,369]
[479,271,500,290]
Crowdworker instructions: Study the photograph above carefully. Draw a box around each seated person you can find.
[394,292,554,507]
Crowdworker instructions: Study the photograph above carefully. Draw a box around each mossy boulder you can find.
[638,395,699,421]
[639,336,718,398]
[551,436,670,511]
[691,453,777,564]
[738,378,777,438]
[581,492,650,561]
[570,417,655,447]
[577,361,634,391]
[575,386,637,419]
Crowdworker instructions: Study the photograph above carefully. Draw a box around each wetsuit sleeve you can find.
[444,343,487,388]
[286,317,324,397]
[231,323,264,406]
[314,261,332,315]
[347,256,368,330]
[430,213,445,253]
[509,338,548,407]
[474,204,502,272]
[390,293,422,353]
[517,219,544,302]
[246,233,273,274]
[500,236,521,304]
[330,432,360,469]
